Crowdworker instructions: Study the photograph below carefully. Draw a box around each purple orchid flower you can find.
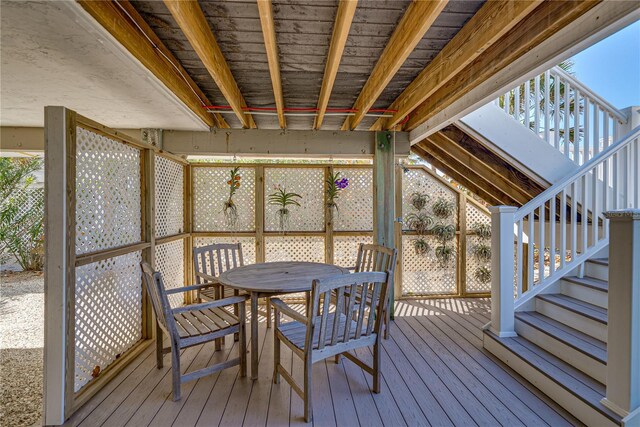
[335,177,349,189]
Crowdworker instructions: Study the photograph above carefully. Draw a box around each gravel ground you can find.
[1,271,44,427]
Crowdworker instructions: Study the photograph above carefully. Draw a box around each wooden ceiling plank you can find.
[77,0,228,129]
[405,0,600,131]
[370,0,542,131]
[314,0,358,130]
[341,0,449,131]
[257,0,286,129]
[163,0,256,129]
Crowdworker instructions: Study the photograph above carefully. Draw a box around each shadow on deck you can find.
[64,298,582,426]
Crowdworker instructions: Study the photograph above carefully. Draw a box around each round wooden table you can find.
[218,261,350,379]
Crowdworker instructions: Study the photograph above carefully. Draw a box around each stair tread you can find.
[563,276,608,292]
[484,330,621,424]
[537,294,608,324]
[515,311,607,363]
[588,258,609,266]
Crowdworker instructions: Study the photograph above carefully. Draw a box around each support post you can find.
[44,106,76,424]
[142,149,156,335]
[489,206,518,337]
[373,132,396,312]
[601,210,640,424]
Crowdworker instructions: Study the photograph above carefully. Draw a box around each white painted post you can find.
[601,210,640,424]
[489,206,518,337]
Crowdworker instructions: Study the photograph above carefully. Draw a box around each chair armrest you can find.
[165,283,216,295]
[195,272,220,284]
[270,298,308,324]
[172,295,248,314]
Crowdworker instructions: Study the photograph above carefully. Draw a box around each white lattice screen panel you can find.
[466,202,490,229]
[332,168,373,231]
[265,236,325,263]
[155,239,185,307]
[193,236,257,266]
[74,251,143,392]
[333,235,373,269]
[193,167,255,232]
[264,168,324,232]
[401,235,457,295]
[465,202,491,293]
[402,168,458,230]
[155,156,184,238]
[75,127,141,255]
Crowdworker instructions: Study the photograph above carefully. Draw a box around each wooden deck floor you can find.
[64,298,582,427]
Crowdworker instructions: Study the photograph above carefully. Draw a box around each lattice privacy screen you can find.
[402,168,458,230]
[155,156,184,238]
[333,235,374,269]
[74,251,142,392]
[402,235,458,295]
[264,167,324,232]
[332,167,373,231]
[193,166,255,232]
[265,236,325,263]
[75,127,142,254]
[155,239,185,307]
[74,127,144,393]
[193,236,257,266]
[466,202,492,293]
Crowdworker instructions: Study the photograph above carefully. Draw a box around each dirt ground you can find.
[0,271,44,427]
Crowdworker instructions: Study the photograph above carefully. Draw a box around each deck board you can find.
[63,299,582,427]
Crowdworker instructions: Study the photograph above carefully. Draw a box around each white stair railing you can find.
[495,67,628,166]
[489,127,640,336]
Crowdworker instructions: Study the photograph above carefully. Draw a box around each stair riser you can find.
[535,299,607,342]
[515,319,606,384]
[560,281,608,309]
[585,262,609,282]
[483,333,618,427]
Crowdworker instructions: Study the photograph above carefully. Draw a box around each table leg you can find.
[251,292,259,380]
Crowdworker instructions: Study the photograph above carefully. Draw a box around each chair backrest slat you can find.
[193,243,244,280]
[141,262,176,335]
[355,244,396,274]
[309,271,389,351]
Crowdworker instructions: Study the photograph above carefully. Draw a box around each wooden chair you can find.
[271,271,390,422]
[193,243,272,340]
[140,262,246,401]
[347,243,398,339]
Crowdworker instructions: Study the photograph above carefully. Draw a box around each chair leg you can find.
[273,333,280,384]
[303,358,313,423]
[239,310,247,378]
[266,297,272,329]
[234,289,240,342]
[171,344,181,401]
[384,306,391,339]
[156,321,163,369]
[372,341,381,394]
[334,354,341,364]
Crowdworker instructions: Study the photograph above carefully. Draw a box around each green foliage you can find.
[222,167,242,228]
[435,245,453,266]
[0,157,44,271]
[409,192,429,211]
[413,238,430,256]
[472,222,491,240]
[474,266,491,284]
[432,197,455,219]
[268,186,302,231]
[472,243,492,262]
[432,223,456,242]
[406,212,434,235]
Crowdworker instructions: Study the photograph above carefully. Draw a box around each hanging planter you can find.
[268,185,302,232]
[406,191,433,257]
[222,166,241,229]
[435,244,454,266]
[413,238,430,256]
[474,266,491,284]
[326,171,349,222]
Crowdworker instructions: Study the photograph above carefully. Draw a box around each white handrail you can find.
[494,66,629,167]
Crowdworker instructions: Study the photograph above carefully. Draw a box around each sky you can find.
[570,21,640,110]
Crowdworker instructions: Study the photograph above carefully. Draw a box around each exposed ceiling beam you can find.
[77,0,228,129]
[405,0,603,132]
[370,0,542,131]
[257,0,286,129]
[341,0,448,131]
[164,0,256,129]
[314,0,358,130]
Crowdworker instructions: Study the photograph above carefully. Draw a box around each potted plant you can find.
[326,171,348,221]
[222,166,241,228]
[268,185,302,232]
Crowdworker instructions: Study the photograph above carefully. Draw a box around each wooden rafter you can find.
[314,0,358,130]
[164,0,256,129]
[77,0,228,129]
[404,0,600,131]
[257,0,286,129]
[370,0,543,131]
[341,0,448,131]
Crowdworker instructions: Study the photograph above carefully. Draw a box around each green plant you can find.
[435,245,453,266]
[406,212,434,235]
[413,238,430,256]
[268,186,302,231]
[472,243,491,262]
[474,266,491,284]
[432,197,455,219]
[472,222,491,240]
[222,166,242,228]
[409,192,429,211]
[0,157,44,270]
[326,171,349,220]
[432,223,456,241]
